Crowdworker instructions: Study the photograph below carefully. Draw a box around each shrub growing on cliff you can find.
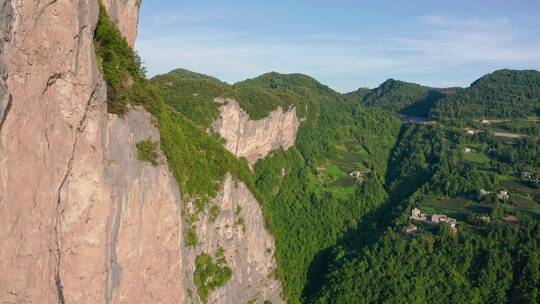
[94,3,159,115]
[193,252,232,303]
[136,139,159,166]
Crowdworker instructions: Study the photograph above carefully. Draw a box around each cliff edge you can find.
[0,1,182,303]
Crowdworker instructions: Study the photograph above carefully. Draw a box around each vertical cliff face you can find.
[0,1,182,303]
[101,0,140,47]
[0,1,286,304]
[183,174,284,304]
[212,97,300,166]
[103,109,183,303]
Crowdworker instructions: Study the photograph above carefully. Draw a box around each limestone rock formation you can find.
[212,97,300,166]
[0,1,284,304]
[101,0,140,47]
[103,109,183,303]
[183,174,284,304]
[0,1,182,303]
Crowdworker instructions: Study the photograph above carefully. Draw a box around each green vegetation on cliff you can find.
[151,68,234,128]
[194,250,232,304]
[95,13,540,303]
[154,69,403,303]
[136,139,158,166]
[95,6,253,202]
[94,3,159,115]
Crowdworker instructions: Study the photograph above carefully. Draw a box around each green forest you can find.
[94,8,540,303]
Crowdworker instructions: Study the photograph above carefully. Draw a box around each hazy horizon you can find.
[136,0,540,92]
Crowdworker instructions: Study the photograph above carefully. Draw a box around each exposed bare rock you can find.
[101,0,140,47]
[103,109,183,303]
[0,1,285,304]
[0,1,182,303]
[0,0,11,131]
[212,97,300,166]
[184,174,284,304]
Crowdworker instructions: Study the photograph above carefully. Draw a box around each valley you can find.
[0,1,538,304]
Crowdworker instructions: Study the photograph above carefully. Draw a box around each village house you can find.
[467,130,475,135]
[463,147,472,153]
[478,215,492,223]
[348,170,366,183]
[522,172,534,179]
[481,119,490,124]
[498,190,509,201]
[430,214,457,229]
[411,207,424,220]
[411,207,457,232]
[479,188,492,196]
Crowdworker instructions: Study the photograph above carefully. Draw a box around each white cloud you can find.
[136,14,540,91]
[421,15,450,25]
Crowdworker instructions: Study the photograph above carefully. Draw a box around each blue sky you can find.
[136,0,540,92]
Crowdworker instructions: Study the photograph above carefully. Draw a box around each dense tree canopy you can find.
[94,19,540,302]
[432,69,540,121]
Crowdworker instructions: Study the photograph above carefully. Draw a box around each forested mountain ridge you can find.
[152,68,403,303]
[432,69,540,121]
[346,79,453,117]
[152,67,539,304]
[1,0,538,303]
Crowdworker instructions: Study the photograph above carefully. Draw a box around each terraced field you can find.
[318,139,368,199]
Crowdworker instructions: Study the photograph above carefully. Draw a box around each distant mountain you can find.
[346,79,453,117]
[432,69,540,120]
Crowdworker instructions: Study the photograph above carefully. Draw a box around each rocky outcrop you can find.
[101,0,140,47]
[103,109,183,303]
[0,1,284,304]
[0,1,182,303]
[212,97,300,166]
[183,174,284,304]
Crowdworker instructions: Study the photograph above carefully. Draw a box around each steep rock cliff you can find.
[0,1,286,304]
[0,1,182,303]
[101,0,140,47]
[212,97,300,166]
[183,174,284,304]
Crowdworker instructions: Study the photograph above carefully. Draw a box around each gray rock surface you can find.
[212,97,300,166]
[0,1,284,303]
[183,174,284,304]
[0,2,183,303]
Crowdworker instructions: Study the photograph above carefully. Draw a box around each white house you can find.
[498,190,509,201]
[479,189,492,196]
[411,207,422,219]
[349,170,366,183]
[411,207,457,231]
